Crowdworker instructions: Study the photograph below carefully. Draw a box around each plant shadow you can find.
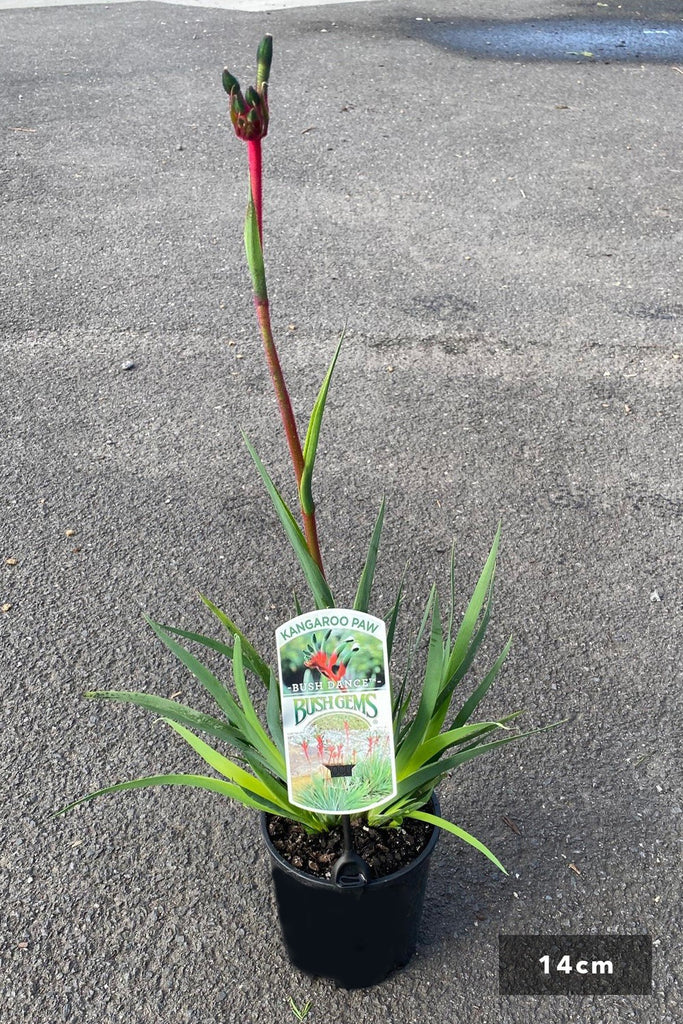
[406,11,683,64]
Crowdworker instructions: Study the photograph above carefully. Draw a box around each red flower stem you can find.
[304,510,324,580]
[253,295,303,479]
[252,294,325,577]
[247,140,263,242]
[245,140,325,577]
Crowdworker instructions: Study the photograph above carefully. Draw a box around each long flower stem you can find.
[253,296,325,575]
[253,294,304,481]
[246,138,325,576]
[247,139,263,242]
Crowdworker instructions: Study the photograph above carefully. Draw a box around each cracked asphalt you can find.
[1,0,681,1021]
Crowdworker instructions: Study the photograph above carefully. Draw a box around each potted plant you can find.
[57,36,553,989]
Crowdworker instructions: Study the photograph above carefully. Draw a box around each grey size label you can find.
[499,934,652,995]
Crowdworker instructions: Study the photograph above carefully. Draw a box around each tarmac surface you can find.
[1,0,682,1022]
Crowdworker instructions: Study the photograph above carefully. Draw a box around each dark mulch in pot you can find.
[266,814,434,880]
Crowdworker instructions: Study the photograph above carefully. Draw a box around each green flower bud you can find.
[222,68,240,95]
[231,88,247,114]
[245,85,260,108]
[256,34,273,90]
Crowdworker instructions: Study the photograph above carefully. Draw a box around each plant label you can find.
[276,609,397,814]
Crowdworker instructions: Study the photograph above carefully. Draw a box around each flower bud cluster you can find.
[222,34,272,141]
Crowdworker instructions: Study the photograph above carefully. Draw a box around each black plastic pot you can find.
[260,797,440,989]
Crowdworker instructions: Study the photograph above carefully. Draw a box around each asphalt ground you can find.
[1,0,682,1022]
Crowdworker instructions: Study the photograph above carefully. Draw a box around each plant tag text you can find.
[276,609,397,814]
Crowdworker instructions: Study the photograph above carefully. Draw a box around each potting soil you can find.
[266,815,434,880]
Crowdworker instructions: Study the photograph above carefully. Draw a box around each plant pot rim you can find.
[260,794,440,891]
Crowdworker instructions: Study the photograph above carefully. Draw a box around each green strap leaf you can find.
[299,334,343,516]
[407,810,508,874]
[353,498,386,613]
[397,719,512,778]
[396,722,561,798]
[84,689,285,778]
[84,689,241,749]
[450,636,513,730]
[444,524,501,682]
[446,542,457,650]
[145,615,248,729]
[425,577,496,740]
[229,636,286,776]
[199,594,271,687]
[385,565,405,660]
[395,588,443,771]
[54,773,290,819]
[398,584,435,700]
[244,193,267,301]
[393,691,413,742]
[266,670,285,756]
[162,718,292,813]
[242,432,335,610]
[155,624,234,660]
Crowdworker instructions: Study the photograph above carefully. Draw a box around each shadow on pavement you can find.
[410,14,683,63]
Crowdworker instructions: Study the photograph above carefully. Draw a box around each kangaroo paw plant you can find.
[58,36,556,989]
